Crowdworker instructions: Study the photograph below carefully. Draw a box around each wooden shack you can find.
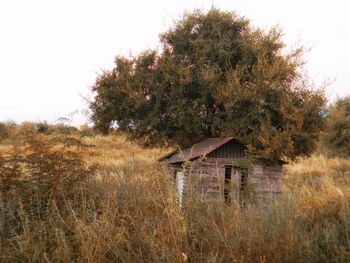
[159,137,284,202]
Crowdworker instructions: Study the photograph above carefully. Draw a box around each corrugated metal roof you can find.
[159,137,235,164]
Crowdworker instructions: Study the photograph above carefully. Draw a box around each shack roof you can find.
[158,137,236,164]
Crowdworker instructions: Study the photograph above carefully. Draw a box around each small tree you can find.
[90,8,326,160]
[322,96,350,157]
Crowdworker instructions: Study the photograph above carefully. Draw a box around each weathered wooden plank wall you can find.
[249,160,283,194]
[168,157,283,200]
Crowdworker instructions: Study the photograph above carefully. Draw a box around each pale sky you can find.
[0,0,349,125]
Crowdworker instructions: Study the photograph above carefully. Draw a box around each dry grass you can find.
[81,131,168,173]
[0,123,350,262]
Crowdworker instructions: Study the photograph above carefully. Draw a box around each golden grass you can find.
[284,155,350,197]
[81,132,167,169]
[0,124,350,262]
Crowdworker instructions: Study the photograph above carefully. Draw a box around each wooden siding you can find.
[249,160,283,194]
[168,157,283,200]
[207,140,245,158]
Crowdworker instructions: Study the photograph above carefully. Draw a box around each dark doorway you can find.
[224,165,232,202]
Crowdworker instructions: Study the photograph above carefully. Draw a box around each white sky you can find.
[0,0,349,125]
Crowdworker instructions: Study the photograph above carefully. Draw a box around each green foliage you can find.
[322,96,350,157]
[90,8,326,160]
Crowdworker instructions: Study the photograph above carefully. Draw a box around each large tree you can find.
[90,8,326,160]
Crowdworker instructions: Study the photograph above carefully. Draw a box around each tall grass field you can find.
[0,123,349,262]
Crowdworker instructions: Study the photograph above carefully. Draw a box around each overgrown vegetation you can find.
[322,96,350,157]
[90,8,326,160]
[0,123,349,262]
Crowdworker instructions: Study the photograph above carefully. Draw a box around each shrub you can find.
[36,121,50,134]
[0,123,10,141]
[0,133,97,244]
[322,96,350,157]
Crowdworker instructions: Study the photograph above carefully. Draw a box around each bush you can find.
[0,123,10,141]
[36,121,50,134]
[322,96,350,157]
[0,132,97,249]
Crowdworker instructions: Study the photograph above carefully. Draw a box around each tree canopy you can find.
[90,8,326,160]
